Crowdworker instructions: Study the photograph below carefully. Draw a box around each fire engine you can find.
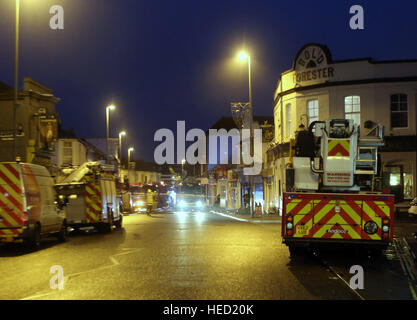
[282,119,394,254]
[55,162,123,233]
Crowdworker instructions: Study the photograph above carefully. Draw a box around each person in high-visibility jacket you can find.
[146,189,154,215]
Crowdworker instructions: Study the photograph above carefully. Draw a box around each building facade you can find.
[0,78,60,166]
[207,116,274,212]
[52,138,88,168]
[268,43,417,214]
[119,161,162,186]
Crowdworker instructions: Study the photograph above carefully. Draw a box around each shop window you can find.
[404,173,414,200]
[286,103,292,138]
[391,94,408,128]
[345,96,361,126]
[389,173,401,186]
[307,99,319,126]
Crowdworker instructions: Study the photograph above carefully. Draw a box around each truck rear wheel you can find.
[114,215,123,229]
[98,215,113,234]
[288,244,308,256]
[56,221,67,243]
[25,225,41,250]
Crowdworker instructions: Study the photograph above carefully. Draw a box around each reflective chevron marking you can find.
[284,194,394,242]
[0,164,24,237]
[328,139,350,157]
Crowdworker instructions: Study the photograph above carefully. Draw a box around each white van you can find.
[0,163,67,248]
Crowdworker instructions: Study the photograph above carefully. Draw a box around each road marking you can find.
[322,261,366,300]
[210,210,281,224]
[210,211,250,222]
[20,248,143,300]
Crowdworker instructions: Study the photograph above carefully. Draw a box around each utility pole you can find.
[238,52,255,218]
[247,55,255,218]
[13,0,20,161]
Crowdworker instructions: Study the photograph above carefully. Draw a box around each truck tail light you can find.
[21,212,28,225]
[285,215,294,237]
[382,218,390,240]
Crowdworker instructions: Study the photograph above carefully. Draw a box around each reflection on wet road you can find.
[0,210,414,300]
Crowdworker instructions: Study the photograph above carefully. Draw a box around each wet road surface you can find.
[0,210,414,300]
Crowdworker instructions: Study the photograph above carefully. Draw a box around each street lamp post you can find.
[181,159,186,179]
[119,131,126,164]
[128,147,134,167]
[106,105,115,162]
[238,51,255,218]
[13,0,20,162]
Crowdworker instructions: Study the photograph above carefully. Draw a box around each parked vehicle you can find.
[409,197,417,216]
[55,162,122,233]
[0,162,67,248]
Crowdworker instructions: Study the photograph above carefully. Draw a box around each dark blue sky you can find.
[1,0,417,161]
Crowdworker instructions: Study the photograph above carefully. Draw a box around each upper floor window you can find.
[345,96,361,126]
[286,103,292,138]
[307,100,319,126]
[62,141,73,165]
[391,94,408,128]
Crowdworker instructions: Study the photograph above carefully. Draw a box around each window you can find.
[391,94,408,128]
[62,141,73,165]
[307,100,319,126]
[286,104,292,138]
[345,96,361,126]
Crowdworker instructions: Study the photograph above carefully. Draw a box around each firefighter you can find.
[146,188,154,216]
[243,191,250,208]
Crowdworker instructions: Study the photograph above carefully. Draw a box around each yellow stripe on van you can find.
[0,165,21,188]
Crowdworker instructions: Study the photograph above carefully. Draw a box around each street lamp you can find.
[118,131,126,163]
[182,159,185,179]
[12,0,20,162]
[106,104,116,162]
[128,147,134,167]
[237,50,255,218]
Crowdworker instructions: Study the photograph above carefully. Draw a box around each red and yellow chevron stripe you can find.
[0,164,24,238]
[85,178,102,223]
[283,193,394,242]
[328,139,350,157]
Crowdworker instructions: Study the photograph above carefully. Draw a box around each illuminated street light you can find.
[128,147,134,166]
[106,105,116,162]
[119,131,126,162]
[182,158,186,179]
[238,51,249,61]
[236,50,255,218]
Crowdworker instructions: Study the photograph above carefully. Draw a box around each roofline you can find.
[274,76,417,105]
[280,56,417,76]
